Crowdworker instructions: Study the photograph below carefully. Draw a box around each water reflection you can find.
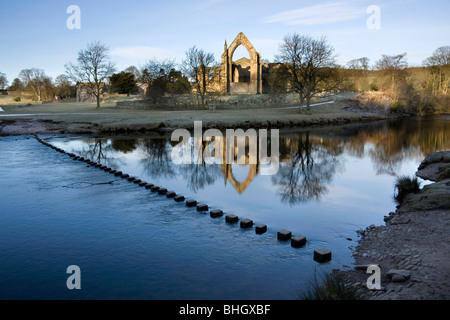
[60,116,449,204]
[272,132,343,205]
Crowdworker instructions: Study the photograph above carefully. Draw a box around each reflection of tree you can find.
[340,118,450,176]
[77,139,122,169]
[140,138,223,192]
[140,139,176,178]
[272,132,342,205]
[111,139,138,154]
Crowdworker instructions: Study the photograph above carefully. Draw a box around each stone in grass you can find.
[240,219,253,229]
[277,230,292,241]
[210,209,223,218]
[197,204,209,212]
[314,249,332,263]
[226,214,239,223]
[166,191,176,198]
[174,195,185,202]
[186,200,197,207]
[255,224,267,234]
[291,235,307,248]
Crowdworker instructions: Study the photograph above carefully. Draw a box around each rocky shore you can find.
[337,151,450,300]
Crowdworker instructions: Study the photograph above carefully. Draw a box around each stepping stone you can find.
[255,224,267,234]
[166,191,176,198]
[174,195,185,202]
[133,179,142,184]
[197,204,208,211]
[226,214,239,223]
[151,186,160,192]
[291,235,307,248]
[95,164,102,167]
[145,184,154,189]
[128,177,136,181]
[139,182,147,187]
[240,219,253,229]
[210,210,223,218]
[314,249,332,263]
[158,188,168,194]
[387,269,411,280]
[186,200,198,207]
[121,174,130,178]
[114,171,123,176]
[277,230,292,241]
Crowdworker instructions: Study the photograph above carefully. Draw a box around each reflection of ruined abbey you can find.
[209,32,274,95]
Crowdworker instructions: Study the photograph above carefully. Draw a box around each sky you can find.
[0,0,449,83]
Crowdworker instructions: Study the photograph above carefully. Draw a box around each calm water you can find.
[0,116,448,300]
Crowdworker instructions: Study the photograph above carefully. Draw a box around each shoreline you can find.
[336,151,450,300]
[0,100,396,136]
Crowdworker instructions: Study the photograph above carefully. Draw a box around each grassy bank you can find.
[0,99,392,135]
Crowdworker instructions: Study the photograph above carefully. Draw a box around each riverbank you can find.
[336,151,450,300]
[0,99,393,136]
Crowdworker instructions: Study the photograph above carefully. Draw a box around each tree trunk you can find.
[96,94,101,109]
[298,92,304,113]
[306,94,312,111]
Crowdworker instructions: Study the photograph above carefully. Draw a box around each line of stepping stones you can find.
[33,134,332,263]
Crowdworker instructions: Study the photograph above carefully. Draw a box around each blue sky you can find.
[0,0,449,83]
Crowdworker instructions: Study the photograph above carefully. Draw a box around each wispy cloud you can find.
[111,46,171,60]
[262,1,366,26]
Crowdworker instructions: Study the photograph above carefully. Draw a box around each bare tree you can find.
[141,58,176,104]
[347,57,370,71]
[18,68,47,101]
[0,72,7,90]
[276,33,337,111]
[65,41,115,108]
[181,46,216,109]
[375,53,408,94]
[423,46,450,94]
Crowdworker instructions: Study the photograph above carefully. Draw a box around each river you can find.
[0,116,448,300]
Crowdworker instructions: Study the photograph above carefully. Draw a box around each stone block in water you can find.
[255,224,267,234]
[277,230,292,241]
[186,200,197,207]
[291,236,307,248]
[166,191,176,198]
[174,195,185,202]
[197,204,208,211]
[210,210,223,218]
[240,219,253,228]
[314,249,332,263]
[158,188,168,194]
[226,214,239,223]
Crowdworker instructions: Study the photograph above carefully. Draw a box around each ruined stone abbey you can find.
[209,32,279,95]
